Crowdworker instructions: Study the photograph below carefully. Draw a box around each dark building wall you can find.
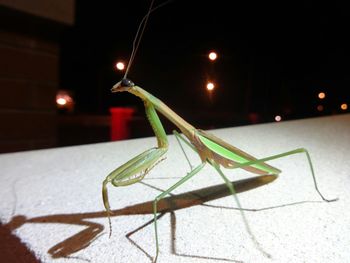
[0,1,74,153]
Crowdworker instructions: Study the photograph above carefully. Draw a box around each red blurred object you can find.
[248,112,260,124]
[110,107,135,140]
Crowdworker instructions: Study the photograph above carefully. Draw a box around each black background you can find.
[60,0,349,125]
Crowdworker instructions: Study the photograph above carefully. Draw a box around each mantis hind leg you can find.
[230,148,338,202]
[212,162,272,258]
[210,148,338,258]
[152,162,206,262]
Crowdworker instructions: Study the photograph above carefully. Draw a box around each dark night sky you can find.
[60,0,349,126]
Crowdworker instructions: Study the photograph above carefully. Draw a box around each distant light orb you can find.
[206,82,215,91]
[208,52,217,61]
[57,98,67,105]
[317,105,324,112]
[340,103,348,110]
[56,90,74,112]
[275,115,282,122]
[115,62,125,71]
[318,92,326,99]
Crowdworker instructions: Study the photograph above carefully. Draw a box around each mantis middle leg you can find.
[152,162,206,262]
[173,130,198,170]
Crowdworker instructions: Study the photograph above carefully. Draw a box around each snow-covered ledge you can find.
[0,114,348,263]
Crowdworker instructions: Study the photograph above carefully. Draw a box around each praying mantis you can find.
[102,79,337,262]
[101,1,337,262]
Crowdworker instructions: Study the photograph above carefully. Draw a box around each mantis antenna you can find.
[123,0,173,79]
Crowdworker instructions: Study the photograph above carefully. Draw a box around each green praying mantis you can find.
[102,79,338,262]
[101,1,338,262]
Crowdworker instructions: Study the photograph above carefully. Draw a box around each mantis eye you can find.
[121,78,135,87]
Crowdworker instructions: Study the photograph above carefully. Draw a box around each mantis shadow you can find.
[3,175,322,262]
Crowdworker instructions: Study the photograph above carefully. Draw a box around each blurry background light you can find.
[275,115,282,122]
[208,51,217,61]
[317,105,324,112]
[340,103,348,111]
[115,61,125,71]
[57,98,67,105]
[206,82,215,91]
[56,90,74,112]
[318,92,326,99]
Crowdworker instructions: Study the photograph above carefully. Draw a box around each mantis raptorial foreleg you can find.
[102,101,168,236]
[102,147,167,235]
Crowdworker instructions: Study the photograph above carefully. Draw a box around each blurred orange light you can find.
[57,98,67,105]
[115,62,125,71]
[208,52,217,61]
[341,103,348,110]
[206,82,215,91]
[318,92,326,99]
[56,90,74,112]
[317,105,324,112]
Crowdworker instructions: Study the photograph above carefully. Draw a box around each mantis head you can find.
[111,78,135,93]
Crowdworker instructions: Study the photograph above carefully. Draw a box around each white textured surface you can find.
[0,114,349,263]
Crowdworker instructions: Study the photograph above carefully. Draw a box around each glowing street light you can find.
[56,90,74,112]
[115,61,125,71]
[318,92,326,99]
[206,82,215,91]
[208,51,217,61]
[206,81,216,102]
[340,103,348,111]
[274,115,282,122]
[57,98,67,106]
